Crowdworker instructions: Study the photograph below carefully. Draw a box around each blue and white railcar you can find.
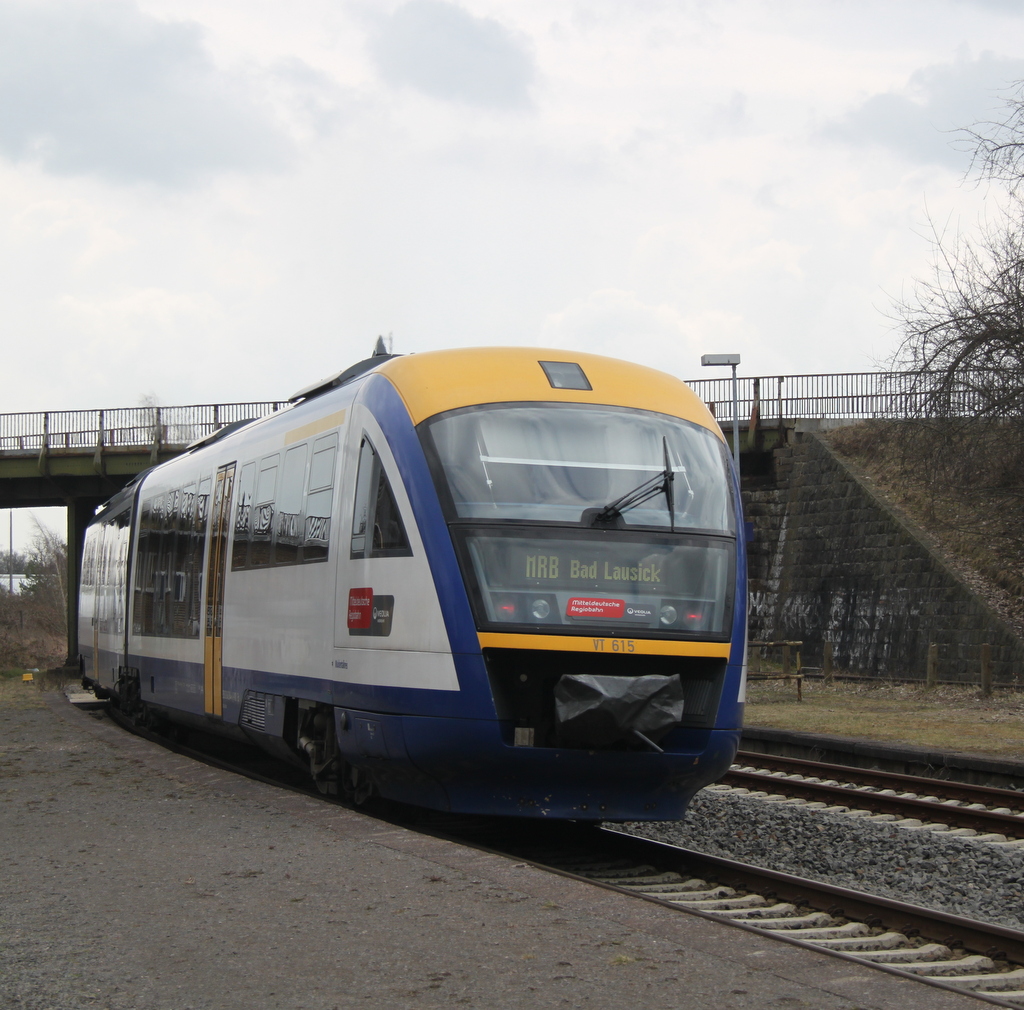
[80,346,747,819]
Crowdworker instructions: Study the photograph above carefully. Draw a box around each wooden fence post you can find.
[782,643,791,678]
[823,641,834,685]
[926,643,938,689]
[981,643,992,697]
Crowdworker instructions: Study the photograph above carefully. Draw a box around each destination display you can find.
[462,533,733,636]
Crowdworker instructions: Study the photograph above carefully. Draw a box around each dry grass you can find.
[0,592,68,672]
[0,670,45,711]
[746,678,1024,759]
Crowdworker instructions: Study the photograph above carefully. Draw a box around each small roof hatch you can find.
[539,360,592,391]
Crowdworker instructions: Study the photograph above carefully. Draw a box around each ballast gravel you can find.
[624,786,1024,930]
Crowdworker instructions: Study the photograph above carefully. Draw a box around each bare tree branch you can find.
[966,82,1024,194]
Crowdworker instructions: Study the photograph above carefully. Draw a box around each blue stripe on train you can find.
[127,651,741,817]
[396,717,741,819]
[133,656,495,725]
[358,374,494,719]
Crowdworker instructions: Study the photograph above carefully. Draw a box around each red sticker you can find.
[566,597,625,619]
[347,587,373,629]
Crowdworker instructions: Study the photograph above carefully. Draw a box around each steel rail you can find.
[594,829,1024,966]
[734,751,1024,807]
[585,831,1024,1009]
[722,769,1024,835]
[423,821,1024,1007]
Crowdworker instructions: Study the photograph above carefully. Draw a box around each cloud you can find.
[538,289,713,376]
[370,0,534,108]
[0,0,296,185]
[56,286,228,400]
[952,0,1024,12]
[821,52,1024,168]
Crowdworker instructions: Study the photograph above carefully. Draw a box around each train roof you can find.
[374,346,722,436]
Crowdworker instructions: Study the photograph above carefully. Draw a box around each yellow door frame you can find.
[204,462,235,717]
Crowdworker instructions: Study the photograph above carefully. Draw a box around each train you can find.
[79,344,747,819]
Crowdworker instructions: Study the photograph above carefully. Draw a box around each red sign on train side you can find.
[566,597,625,619]
[347,588,373,629]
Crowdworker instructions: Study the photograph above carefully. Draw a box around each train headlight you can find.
[531,599,551,620]
[659,605,677,626]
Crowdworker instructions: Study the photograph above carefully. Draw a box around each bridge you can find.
[1,400,287,664]
[0,370,947,666]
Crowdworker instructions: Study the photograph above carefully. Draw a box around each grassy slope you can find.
[745,425,1024,756]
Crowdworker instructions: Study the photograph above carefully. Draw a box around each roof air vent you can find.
[289,338,398,402]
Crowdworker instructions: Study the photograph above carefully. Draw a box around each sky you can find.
[4,0,1024,549]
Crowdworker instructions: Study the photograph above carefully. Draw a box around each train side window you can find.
[82,533,96,590]
[133,486,206,638]
[150,495,167,632]
[183,483,204,637]
[231,462,256,571]
[95,525,110,634]
[170,484,196,634]
[133,499,153,635]
[155,491,179,636]
[196,479,210,531]
[350,436,411,559]
[303,433,337,563]
[350,439,375,556]
[112,509,131,637]
[275,443,308,565]
[195,476,211,635]
[249,455,279,568]
[154,491,175,636]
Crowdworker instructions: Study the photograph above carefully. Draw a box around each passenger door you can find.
[203,463,235,716]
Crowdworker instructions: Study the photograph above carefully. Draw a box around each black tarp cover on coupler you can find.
[553,673,685,749]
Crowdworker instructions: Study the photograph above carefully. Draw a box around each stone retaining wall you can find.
[745,431,1024,683]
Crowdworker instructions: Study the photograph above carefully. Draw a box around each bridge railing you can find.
[0,402,287,453]
[0,371,1004,454]
[684,370,987,423]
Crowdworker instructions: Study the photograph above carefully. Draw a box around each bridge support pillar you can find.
[64,496,102,669]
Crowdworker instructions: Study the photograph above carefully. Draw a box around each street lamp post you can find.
[700,353,741,472]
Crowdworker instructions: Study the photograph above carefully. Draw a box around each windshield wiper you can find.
[587,438,675,531]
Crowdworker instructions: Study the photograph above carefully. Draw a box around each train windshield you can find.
[424,404,734,533]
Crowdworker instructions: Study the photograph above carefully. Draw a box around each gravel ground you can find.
[625,787,1024,930]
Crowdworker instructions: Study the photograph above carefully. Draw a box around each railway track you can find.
[723,751,1024,841]
[93,699,1024,1006]
[514,828,1024,1007]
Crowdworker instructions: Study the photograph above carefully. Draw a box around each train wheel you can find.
[298,703,340,795]
[339,761,374,806]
